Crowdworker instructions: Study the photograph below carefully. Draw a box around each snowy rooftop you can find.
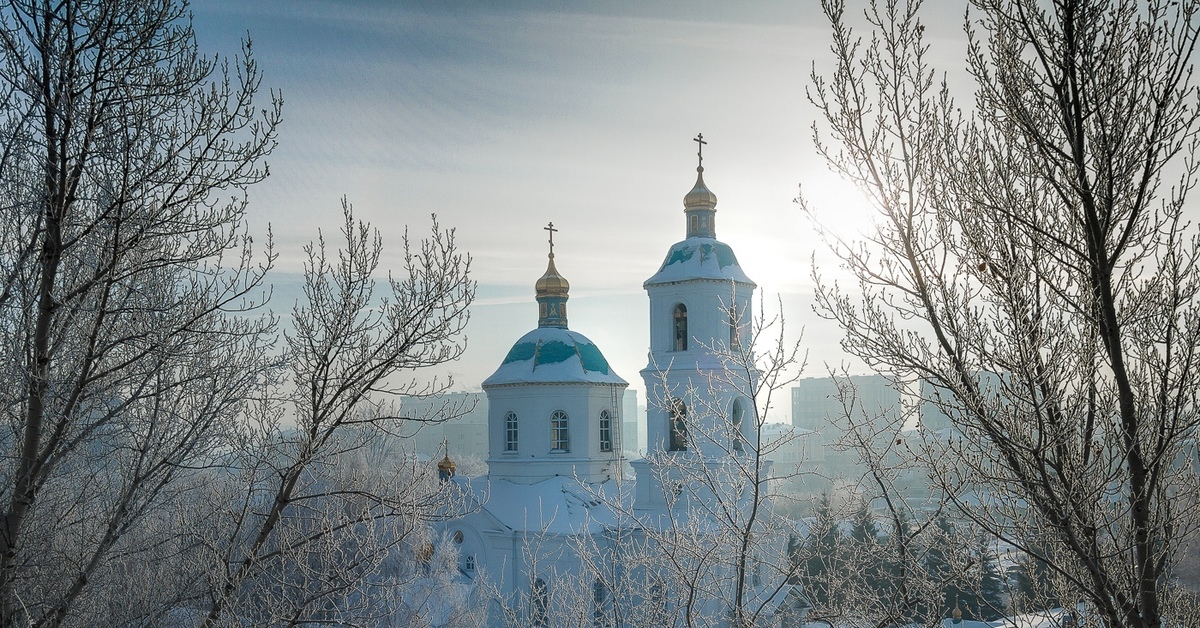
[644,237,755,287]
[458,475,631,535]
[482,326,627,387]
[891,606,1085,628]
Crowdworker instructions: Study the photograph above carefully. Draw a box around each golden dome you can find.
[437,453,456,473]
[535,255,570,297]
[684,166,718,208]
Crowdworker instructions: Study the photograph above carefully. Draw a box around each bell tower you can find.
[632,136,760,512]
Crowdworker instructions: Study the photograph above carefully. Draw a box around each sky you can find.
[189,1,970,417]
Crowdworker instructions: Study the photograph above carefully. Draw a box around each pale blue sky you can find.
[190,1,969,411]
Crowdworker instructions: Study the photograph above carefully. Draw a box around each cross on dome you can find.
[545,221,557,258]
[684,134,718,237]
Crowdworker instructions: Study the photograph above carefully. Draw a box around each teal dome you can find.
[483,327,627,387]
[644,237,755,287]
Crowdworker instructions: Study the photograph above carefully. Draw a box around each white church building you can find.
[431,141,802,627]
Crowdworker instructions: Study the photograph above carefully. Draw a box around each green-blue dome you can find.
[644,237,755,287]
[483,327,627,387]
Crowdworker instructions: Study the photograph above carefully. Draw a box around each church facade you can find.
[432,142,799,627]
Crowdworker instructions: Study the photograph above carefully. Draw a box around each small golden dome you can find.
[684,167,718,208]
[535,255,570,297]
[437,453,456,473]
[952,602,962,621]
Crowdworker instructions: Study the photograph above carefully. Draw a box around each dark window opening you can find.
[532,578,549,626]
[673,304,688,351]
[732,398,745,453]
[669,398,688,452]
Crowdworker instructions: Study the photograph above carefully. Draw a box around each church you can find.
[431,139,801,627]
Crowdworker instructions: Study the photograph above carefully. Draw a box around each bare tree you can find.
[197,202,475,626]
[792,372,1013,628]
[0,0,281,624]
[0,0,478,623]
[662,296,807,628]
[802,1,1200,626]
[560,296,810,628]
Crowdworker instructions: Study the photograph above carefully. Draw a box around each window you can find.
[649,578,667,620]
[465,554,476,573]
[551,410,570,452]
[673,304,688,351]
[532,578,549,626]
[599,409,613,452]
[593,579,612,627]
[452,530,464,544]
[731,398,745,453]
[668,398,688,452]
[505,411,519,452]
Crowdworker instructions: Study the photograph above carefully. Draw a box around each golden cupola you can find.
[536,222,569,328]
[437,439,456,482]
[535,256,570,298]
[684,133,717,238]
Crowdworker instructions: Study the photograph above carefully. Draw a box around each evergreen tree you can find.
[801,493,840,608]
[1008,545,1054,613]
[922,516,957,620]
[848,497,885,594]
[977,541,1007,620]
[952,534,1006,621]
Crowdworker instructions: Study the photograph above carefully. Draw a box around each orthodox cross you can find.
[545,222,557,256]
[694,133,707,168]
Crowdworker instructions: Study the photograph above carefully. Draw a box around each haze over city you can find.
[0,1,1192,625]
[188,1,969,404]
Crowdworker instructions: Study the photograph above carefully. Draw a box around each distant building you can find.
[916,371,1007,434]
[397,392,488,462]
[786,375,904,496]
[791,374,900,436]
[621,388,640,459]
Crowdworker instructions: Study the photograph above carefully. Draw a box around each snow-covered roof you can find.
[483,326,627,387]
[644,237,755,287]
[894,606,1083,628]
[461,475,632,536]
[398,578,478,627]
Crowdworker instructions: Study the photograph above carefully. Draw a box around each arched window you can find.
[532,578,549,626]
[731,398,745,453]
[505,411,519,452]
[550,410,570,452]
[464,554,476,574]
[599,409,613,453]
[673,304,688,351]
[648,578,667,621]
[668,398,688,452]
[593,579,612,627]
